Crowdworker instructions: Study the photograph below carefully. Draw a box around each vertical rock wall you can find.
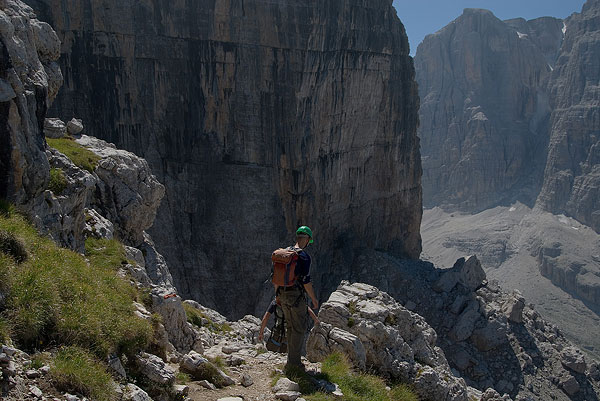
[415,9,560,212]
[536,0,600,233]
[0,0,62,205]
[26,0,422,317]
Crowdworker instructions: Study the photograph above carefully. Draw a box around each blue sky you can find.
[392,0,587,55]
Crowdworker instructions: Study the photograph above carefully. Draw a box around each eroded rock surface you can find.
[27,0,423,318]
[537,0,600,233]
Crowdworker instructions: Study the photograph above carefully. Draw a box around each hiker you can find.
[271,225,318,371]
[258,296,320,352]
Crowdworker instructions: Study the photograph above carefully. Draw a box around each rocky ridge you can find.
[24,0,423,318]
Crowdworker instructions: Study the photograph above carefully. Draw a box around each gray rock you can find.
[77,135,165,247]
[180,350,232,387]
[217,398,243,401]
[272,378,300,393]
[151,287,201,353]
[43,118,67,138]
[502,291,525,323]
[25,369,40,378]
[275,391,302,401]
[64,394,80,401]
[240,373,254,387]
[470,318,509,352]
[66,118,84,135]
[83,208,114,240]
[449,300,481,342]
[560,375,580,395]
[560,346,587,374]
[308,282,470,401]
[197,380,217,390]
[173,384,189,396]
[2,346,17,357]
[135,352,176,385]
[29,385,43,398]
[123,383,153,401]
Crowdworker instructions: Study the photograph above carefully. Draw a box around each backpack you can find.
[266,306,287,353]
[271,247,300,287]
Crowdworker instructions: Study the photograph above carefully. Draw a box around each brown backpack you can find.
[271,247,299,287]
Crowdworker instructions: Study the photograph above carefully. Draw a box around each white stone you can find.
[275,391,302,401]
[272,377,300,393]
[43,118,66,138]
[29,385,43,398]
[240,372,254,387]
[123,383,153,401]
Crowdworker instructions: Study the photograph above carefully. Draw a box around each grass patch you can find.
[85,237,129,270]
[30,353,48,369]
[48,168,67,195]
[348,300,358,315]
[0,229,27,263]
[183,303,232,334]
[0,199,15,217]
[347,317,355,328]
[304,353,419,401]
[47,137,100,173]
[50,346,115,401]
[0,211,152,357]
[176,371,191,384]
[181,359,229,387]
[0,315,10,342]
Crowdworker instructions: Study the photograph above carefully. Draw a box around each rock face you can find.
[536,0,600,233]
[25,0,422,317]
[415,9,560,212]
[416,1,600,234]
[0,0,62,205]
[308,281,472,401]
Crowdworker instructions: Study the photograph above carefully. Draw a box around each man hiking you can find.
[271,225,318,371]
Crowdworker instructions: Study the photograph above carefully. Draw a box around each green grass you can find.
[0,211,152,357]
[50,346,115,401]
[304,353,419,401]
[48,168,67,195]
[46,137,100,173]
[176,371,191,384]
[0,315,10,342]
[183,303,232,334]
[0,229,28,263]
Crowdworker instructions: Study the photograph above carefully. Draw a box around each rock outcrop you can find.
[25,0,423,318]
[0,0,61,205]
[325,252,600,400]
[308,281,474,401]
[536,0,600,233]
[415,8,559,212]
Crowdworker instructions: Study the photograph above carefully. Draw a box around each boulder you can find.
[43,118,66,138]
[560,346,587,374]
[435,256,486,293]
[272,377,300,393]
[559,375,580,395]
[66,118,84,135]
[502,291,525,323]
[123,383,153,401]
[449,300,481,342]
[83,208,114,240]
[179,351,234,387]
[135,352,176,385]
[470,318,509,352]
[151,287,201,354]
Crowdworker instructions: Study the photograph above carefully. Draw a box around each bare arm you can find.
[258,311,271,341]
[303,282,318,310]
[308,307,319,325]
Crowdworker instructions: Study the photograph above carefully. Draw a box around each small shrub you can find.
[30,353,48,369]
[46,137,100,173]
[347,317,355,328]
[48,168,67,195]
[51,346,115,401]
[384,313,397,326]
[183,303,232,334]
[175,371,191,384]
[209,355,226,369]
[0,229,27,263]
[183,303,204,328]
[348,300,358,315]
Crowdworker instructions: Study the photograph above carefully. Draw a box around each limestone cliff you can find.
[26,0,422,317]
[536,0,600,233]
[415,9,559,212]
[0,0,61,206]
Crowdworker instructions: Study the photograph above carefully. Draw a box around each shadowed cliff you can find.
[25,0,422,318]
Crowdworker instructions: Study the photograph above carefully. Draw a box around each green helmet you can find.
[296,226,314,243]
